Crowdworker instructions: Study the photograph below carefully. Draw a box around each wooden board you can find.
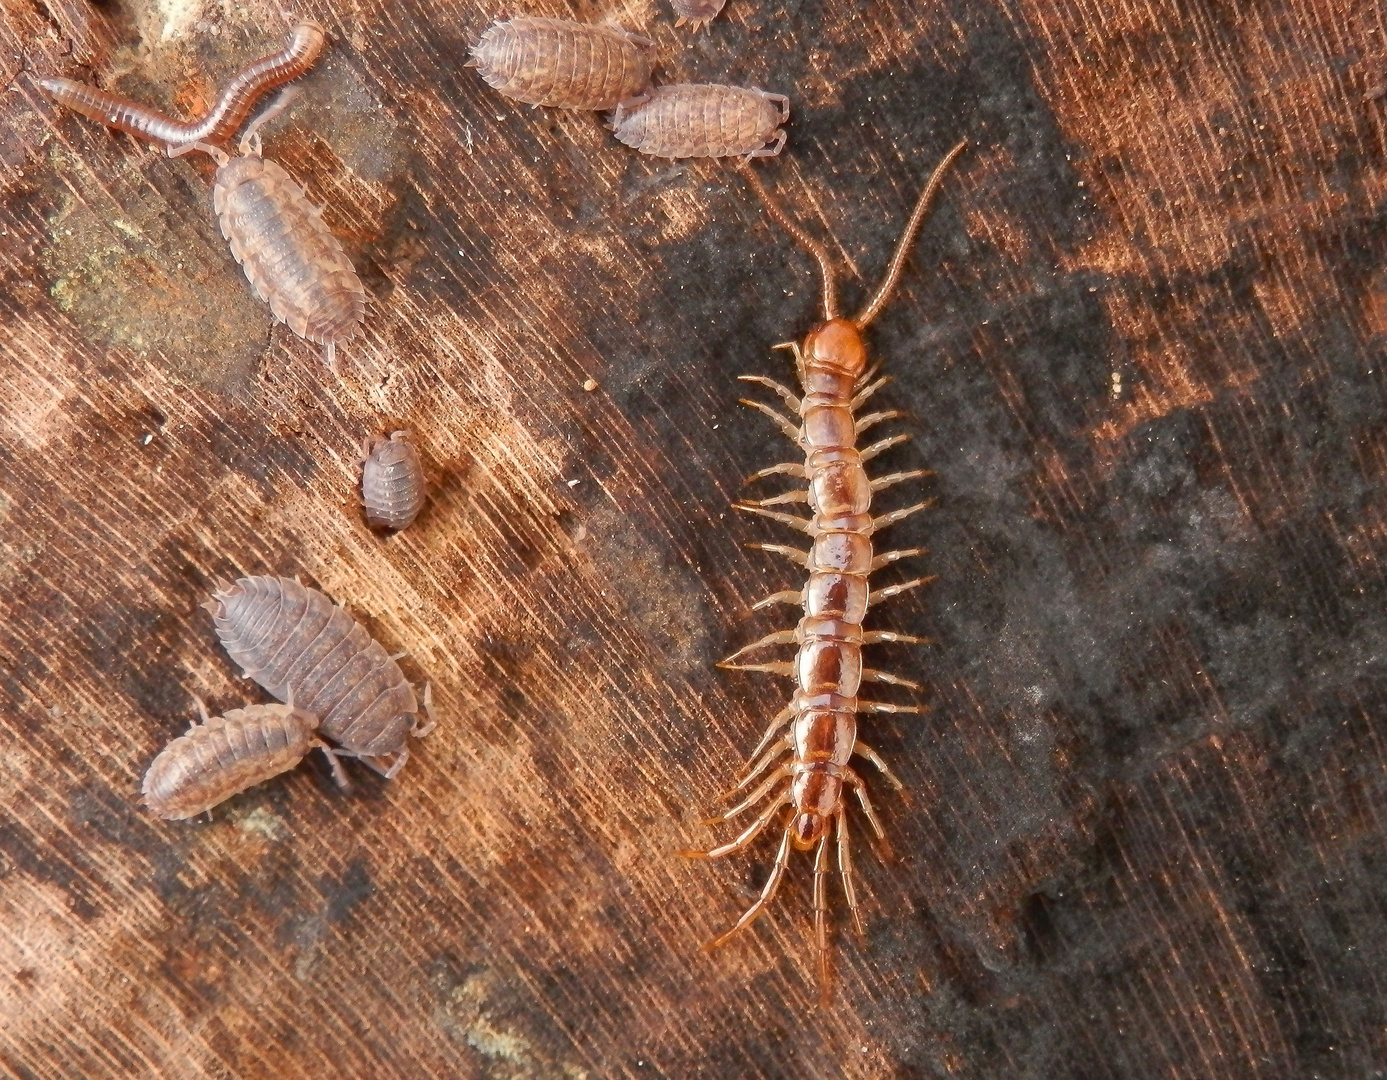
[2,0,1386,1075]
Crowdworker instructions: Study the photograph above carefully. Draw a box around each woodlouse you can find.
[361,430,426,531]
[671,0,729,31]
[681,140,969,997]
[611,84,789,160]
[206,575,434,778]
[38,22,324,151]
[142,699,339,820]
[467,17,654,110]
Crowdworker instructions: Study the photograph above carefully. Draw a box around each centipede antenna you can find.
[738,161,839,322]
[854,137,968,329]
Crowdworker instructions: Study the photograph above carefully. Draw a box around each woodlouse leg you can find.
[323,342,341,374]
[813,832,834,1003]
[837,810,865,936]
[412,683,437,737]
[873,501,935,532]
[237,86,300,157]
[746,128,787,160]
[745,462,807,484]
[861,630,930,645]
[680,792,790,859]
[869,576,935,606]
[733,503,813,533]
[871,548,929,571]
[851,375,892,410]
[860,700,930,716]
[852,741,905,791]
[190,695,212,730]
[737,374,801,412]
[860,433,911,463]
[706,765,792,824]
[738,397,801,441]
[862,668,922,691]
[855,409,906,435]
[168,140,229,166]
[720,629,798,664]
[742,489,809,508]
[724,735,794,799]
[313,742,354,791]
[701,825,795,951]
[751,588,803,611]
[870,469,932,493]
[745,542,809,566]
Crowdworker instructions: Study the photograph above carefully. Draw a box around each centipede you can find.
[38,22,324,151]
[681,139,968,998]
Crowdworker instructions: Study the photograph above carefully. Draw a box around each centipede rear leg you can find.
[702,825,796,952]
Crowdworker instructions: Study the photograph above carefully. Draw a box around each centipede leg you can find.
[702,826,795,951]
[721,629,798,664]
[745,463,807,484]
[751,588,803,611]
[869,576,935,606]
[860,433,911,462]
[813,833,834,1003]
[737,374,801,411]
[741,704,795,765]
[870,469,931,493]
[873,500,935,531]
[871,548,929,572]
[853,740,905,791]
[855,409,905,435]
[725,733,794,797]
[846,769,892,858]
[837,809,864,936]
[862,668,923,691]
[680,792,790,859]
[739,397,801,441]
[851,375,891,410]
[706,765,791,824]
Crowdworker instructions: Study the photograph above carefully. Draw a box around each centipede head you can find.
[802,317,867,379]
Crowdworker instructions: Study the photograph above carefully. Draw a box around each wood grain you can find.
[2,0,1385,1076]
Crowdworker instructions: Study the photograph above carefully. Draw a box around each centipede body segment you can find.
[681,139,968,998]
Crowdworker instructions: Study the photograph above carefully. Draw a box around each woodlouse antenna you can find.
[37,21,324,150]
[738,161,838,321]
[854,137,968,329]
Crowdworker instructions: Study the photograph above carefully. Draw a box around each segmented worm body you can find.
[671,0,729,30]
[38,22,324,150]
[681,140,969,996]
[611,84,788,160]
[468,17,654,110]
[361,430,426,531]
[142,700,330,819]
[206,576,434,778]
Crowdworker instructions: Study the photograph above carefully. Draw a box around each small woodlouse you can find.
[671,0,729,31]
[361,430,426,531]
[611,84,789,160]
[681,141,969,999]
[467,17,654,110]
[142,699,336,820]
[38,22,324,151]
[206,575,433,778]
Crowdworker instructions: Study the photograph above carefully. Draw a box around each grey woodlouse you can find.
[467,17,654,110]
[361,430,426,531]
[142,699,337,820]
[671,0,729,31]
[680,141,969,999]
[611,84,789,160]
[206,575,434,778]
[38,22,325,151]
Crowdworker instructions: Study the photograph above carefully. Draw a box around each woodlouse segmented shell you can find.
[206,576,422,769]
[611,84,789,160]
[671,0,729,30]
[142,703,320,820]
[214,155,366,350]
[467,17,655,110]
[361,430,426,531]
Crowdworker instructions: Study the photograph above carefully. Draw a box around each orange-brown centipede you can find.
[681,139,969,998]
[38,22,324,151]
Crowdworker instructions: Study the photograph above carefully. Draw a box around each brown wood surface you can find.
[2,0,1386,1076]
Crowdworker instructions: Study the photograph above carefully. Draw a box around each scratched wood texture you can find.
[2,0,1386,1076]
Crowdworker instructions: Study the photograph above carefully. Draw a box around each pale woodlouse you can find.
[38,22,325,151]
[38,27,364,367]
[681,140,969,997]
[467,17,655,110]
[611,84,789,160]
[671,0,729,31]
[206,576,434,778]
[142,699,342,820]
[361,430,426,531]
